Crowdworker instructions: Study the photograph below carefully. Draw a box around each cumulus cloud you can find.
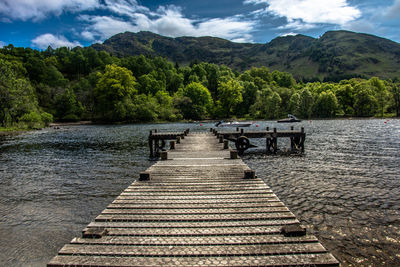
[81,5,255,42]
[245,0,361,29]
[31,33,81,49]
[0,0,99,21]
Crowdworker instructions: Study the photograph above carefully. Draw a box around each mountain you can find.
[91,30,400,81]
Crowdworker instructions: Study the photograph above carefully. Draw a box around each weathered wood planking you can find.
[48,132,339,267]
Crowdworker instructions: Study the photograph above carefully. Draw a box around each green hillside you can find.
[92,30,400,81]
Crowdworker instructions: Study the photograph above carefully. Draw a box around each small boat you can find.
[215,121,253,127]
[277,114,301,123]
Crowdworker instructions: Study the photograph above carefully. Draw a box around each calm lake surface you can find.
[0,119,399,266]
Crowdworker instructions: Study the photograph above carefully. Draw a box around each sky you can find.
[0,0,400,49]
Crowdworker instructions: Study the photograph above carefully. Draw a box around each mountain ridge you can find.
[91,30,400,81]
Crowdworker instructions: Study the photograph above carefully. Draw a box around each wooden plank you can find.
[58,243,327,256]
[70,234,320,245]
[107,202,285,209]
[84,225,287,236]
[100,206,290,214]
[87,219,301,229]
[48,253,339,267]
[95,212,296,222]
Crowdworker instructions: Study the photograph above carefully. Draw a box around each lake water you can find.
[0,120,399,266]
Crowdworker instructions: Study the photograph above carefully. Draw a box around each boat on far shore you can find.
[215,120,253,127]
[277,114,301,123]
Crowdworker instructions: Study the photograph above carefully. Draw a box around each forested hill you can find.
[92,30,400,82]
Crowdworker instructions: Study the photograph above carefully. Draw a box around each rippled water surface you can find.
[0,120,399,266]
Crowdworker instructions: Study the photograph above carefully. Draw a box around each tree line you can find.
[1,44,399,129]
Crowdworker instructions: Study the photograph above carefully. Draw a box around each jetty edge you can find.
[48,130,339,266]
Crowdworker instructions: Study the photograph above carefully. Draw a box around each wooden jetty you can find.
[48,131,338,266]
[213,126,306,155]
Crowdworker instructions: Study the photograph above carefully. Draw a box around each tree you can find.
[299,88,313,118]
[176,82,213,119]
[217,79,243,117]
[313,90,338,117]
[0,58,42,127]
[288,92,301,116]
[54,88,85,121]
[369,77,389,117]
[354,86,378,117]
[94,64,137,121]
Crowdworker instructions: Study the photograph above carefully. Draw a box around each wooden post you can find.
[210,128,213,132]
[266,126,270,131]
[236,127,239,132]
[160,151,168,160]
[291,126,294,131]
[230,150,238,159]
[244,169,255,179]
[240,128,244,135]
[149,131,154,157]
[219,135,224,143]
[176,136,181,144]
[139,171,151,181]
[154,129,158,133]
[273,128,278,154]
[223,140,229,149]
[170,140,175,149]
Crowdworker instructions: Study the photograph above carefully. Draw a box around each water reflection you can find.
[0,120,399,266]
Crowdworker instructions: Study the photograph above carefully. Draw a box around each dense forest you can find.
[1,44,399,130]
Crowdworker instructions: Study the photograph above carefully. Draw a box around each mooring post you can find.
[176,136,181,144]
[230,150,238,159]
[243,169,256,179]
[160,151,168,160]
[236,127,239,132]
[170,140,175,149]
[139,171,151,181]
[301,127,305,153]
[273,128,278,153]
[149,130,154,157]
[291,126,294,131]
[210,128,213,132]
[267,126,270,131]
[219,135,224,143]
[223,140,229,149]
[240,128,244,135]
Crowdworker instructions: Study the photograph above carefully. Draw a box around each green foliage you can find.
[353,85,378,117]
[217,79,243,117]
[94,64,137,121]
[1,42,400,128]
[313,91,338,117]
[299,89,314,118]
[54,88,85,121]
[176,82,212,120]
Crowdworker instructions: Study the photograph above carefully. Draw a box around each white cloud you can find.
[81,5,255,43]
[79,15,138,40]
[245,0,361,28]
[31,33,81,49]
[278,20,316,31]
[384,0,400,19]
[0,41,6,48]
[102,0,150,17]
[0,0,99,21]
[279,32,298,37]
